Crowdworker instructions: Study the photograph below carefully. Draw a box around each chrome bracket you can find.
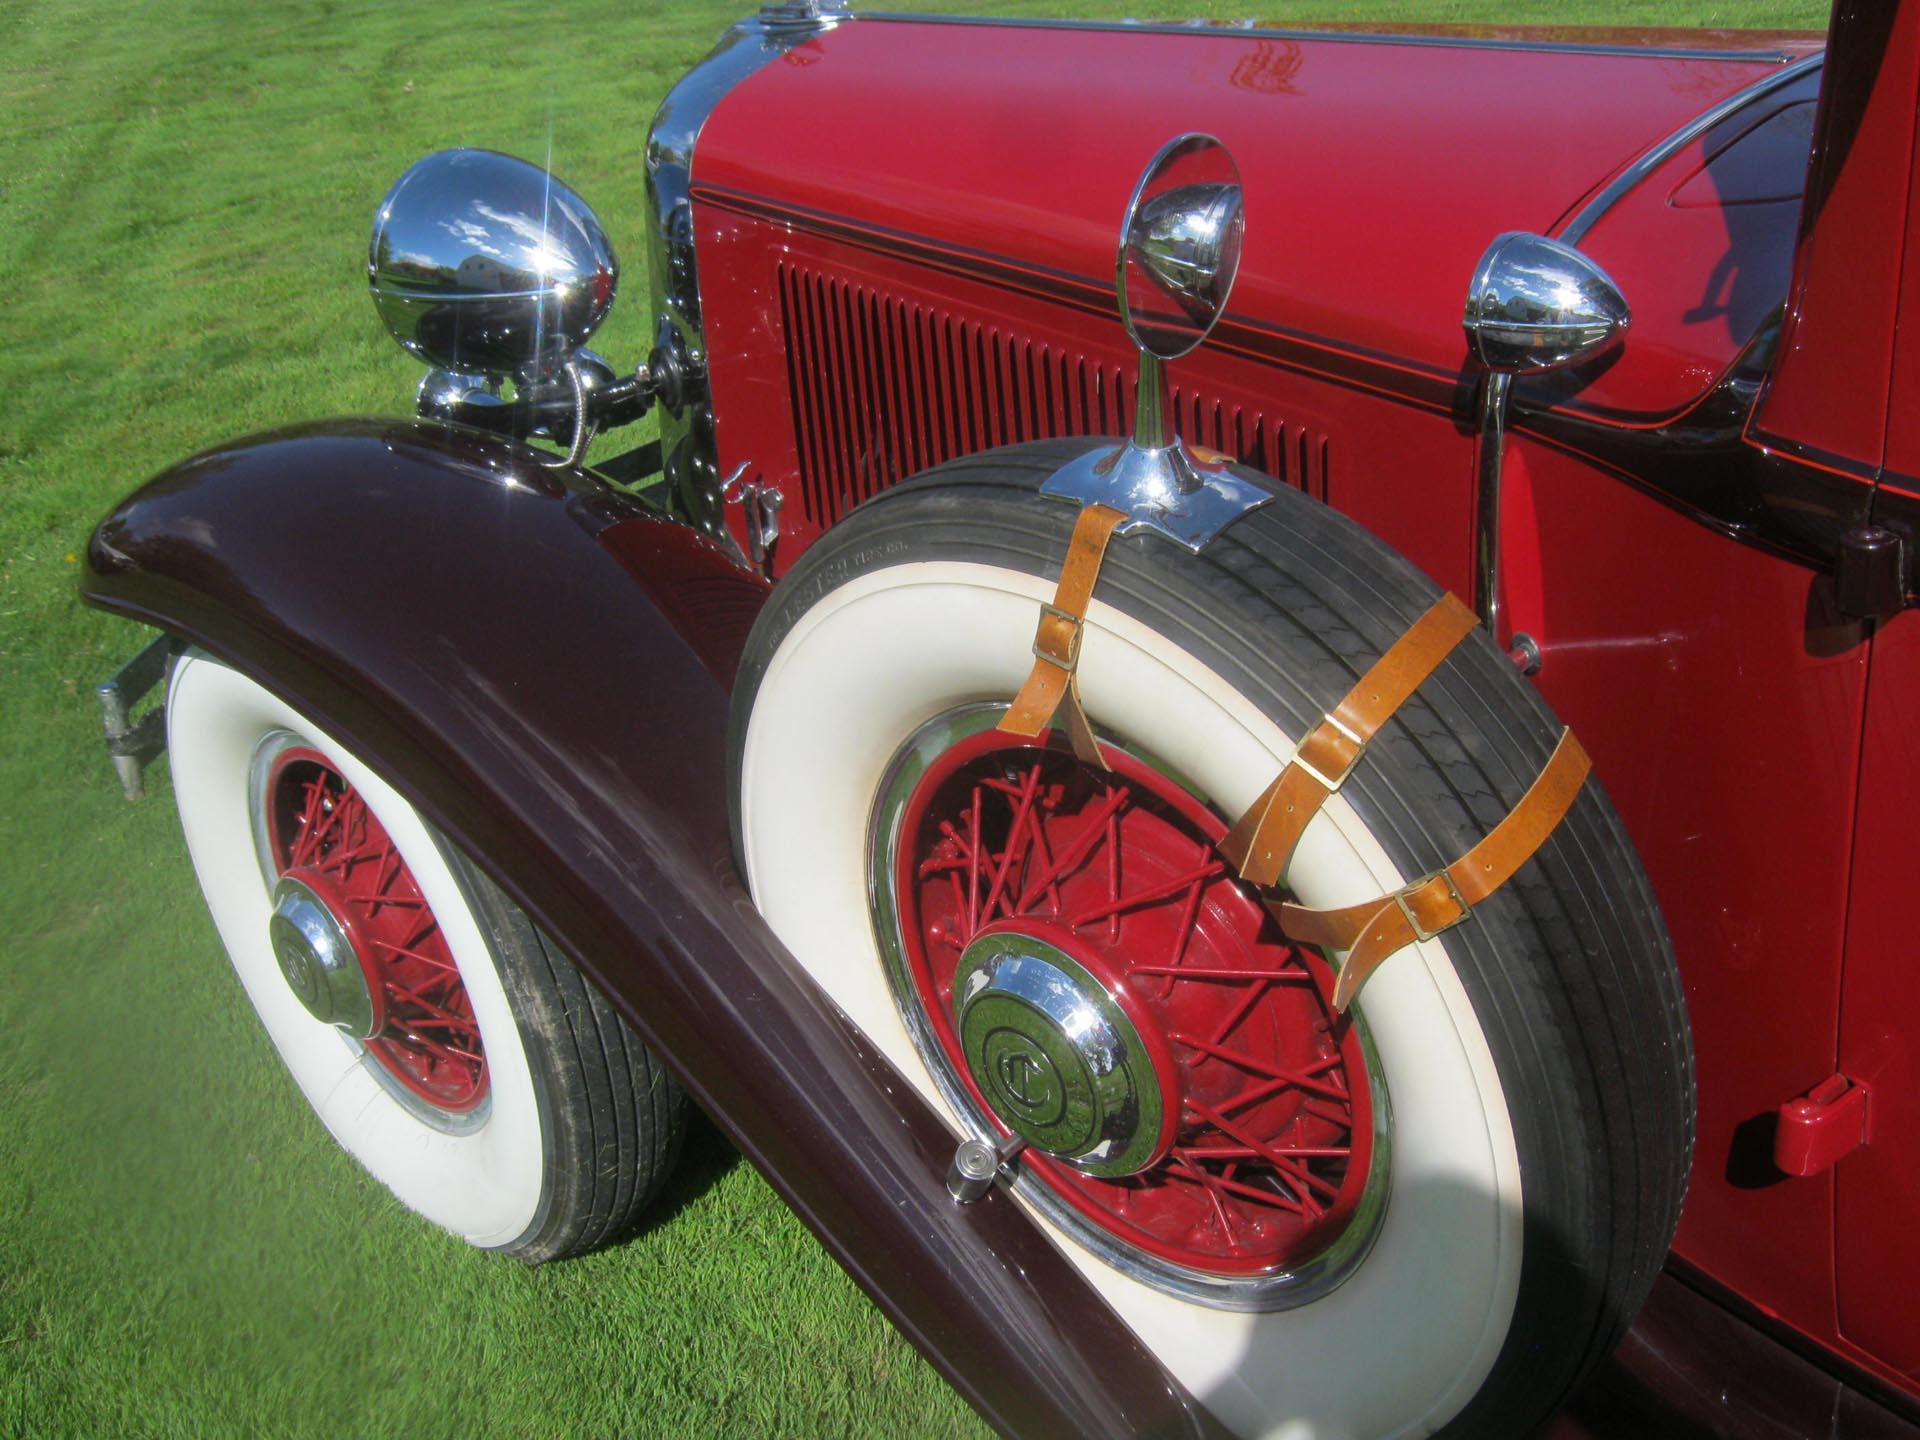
[96,634,175,801]
[1040,439,1274,553]
[1041,315,1272,550]
[721,463,784,567]
[1473,370,1514,633]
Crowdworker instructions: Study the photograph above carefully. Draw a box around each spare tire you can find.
[729,439,1692,1439]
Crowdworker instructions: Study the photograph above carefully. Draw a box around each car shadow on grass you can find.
[624,1105,742,1242]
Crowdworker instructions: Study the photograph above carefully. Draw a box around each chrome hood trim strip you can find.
[854,13,1810,64]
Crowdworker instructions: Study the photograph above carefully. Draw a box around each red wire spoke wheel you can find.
[168,655,684,1260]
[887,725,1375,1278]
[262,746,488,1114]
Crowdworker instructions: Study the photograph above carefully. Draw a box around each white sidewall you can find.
[167,654,546,1249]
[738,562,1524,1440]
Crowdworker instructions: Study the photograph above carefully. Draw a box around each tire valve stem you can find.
[947,1133,1028,1203]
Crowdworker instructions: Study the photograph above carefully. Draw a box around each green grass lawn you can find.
[0,1,1828,1436]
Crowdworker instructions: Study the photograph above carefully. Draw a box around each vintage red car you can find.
[81,2,1920,1436]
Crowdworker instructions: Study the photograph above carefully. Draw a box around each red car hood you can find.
[694,18,1823,419]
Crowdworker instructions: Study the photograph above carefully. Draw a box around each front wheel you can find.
[729,441,1692,1439]
[167,653,686,1262]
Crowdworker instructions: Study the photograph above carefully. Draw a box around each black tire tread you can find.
[447,849,688,1265]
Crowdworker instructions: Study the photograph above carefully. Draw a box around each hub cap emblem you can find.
[953,934,1166,1177]
[995,1044,1054,1112]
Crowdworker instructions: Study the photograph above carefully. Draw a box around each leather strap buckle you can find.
[1394,868,1470,943]
[1220,593,1479,890]
[999,503,1127,768]
[1276,728,1593,1011]
[1033,602,1083,667]
[1290,713,1368,794]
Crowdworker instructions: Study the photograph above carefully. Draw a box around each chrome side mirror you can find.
[369,149,618,380]
[1040,134,1272,551]
[1120,137,1245,360]
[1463,232,1629,373]
[1461,233,1628,653]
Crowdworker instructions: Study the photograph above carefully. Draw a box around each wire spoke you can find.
[1168,1032,1351,1103]
[1014,786,1130,911]
[389,1030,483,1066]
[1068,860,1224,930]
[1213,1060,1349,1122]
[979,764,1044,923]
[1127,965,1314,983]
[1023,807,1067,917]
[1179,1143,1352,1161]
[966,785,983,935]
[367,938,459,973]
[1209,976,1271,1046]
[1105,807,1122,941]
[1186,1097,1337,1208]
[1302,1096,1355,1128]
[1165,1153,1307,1217]
[1157,850,1209,997]
[382,978,472,1029]
[1168,1156,1242,1242]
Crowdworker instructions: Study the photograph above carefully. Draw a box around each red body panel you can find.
[1835,609,1920,1378]
[696,207,1474,585]
[1755,5,1920,478]
[697,20,1795,425]
[691,9,1920,1411]
[1511,433,1867,1336]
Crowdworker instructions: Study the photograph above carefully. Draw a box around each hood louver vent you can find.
[776,262,1329,529]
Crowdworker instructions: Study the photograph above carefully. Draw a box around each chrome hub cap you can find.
[953,933,1172,1177]
[268,875,381,1039]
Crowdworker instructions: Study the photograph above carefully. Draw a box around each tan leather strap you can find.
[1275,728,1592,1010]
[998,503,1127,766]
[1221,593,1479,887]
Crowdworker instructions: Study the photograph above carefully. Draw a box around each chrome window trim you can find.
[1559,51,1826,245]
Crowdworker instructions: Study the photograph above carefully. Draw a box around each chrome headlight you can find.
[368,148,618,379]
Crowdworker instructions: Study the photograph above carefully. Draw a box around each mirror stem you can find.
[1133,349,1175,452]
[1474,370,1514,634]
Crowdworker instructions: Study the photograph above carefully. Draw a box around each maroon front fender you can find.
[81,418,1222,1440]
